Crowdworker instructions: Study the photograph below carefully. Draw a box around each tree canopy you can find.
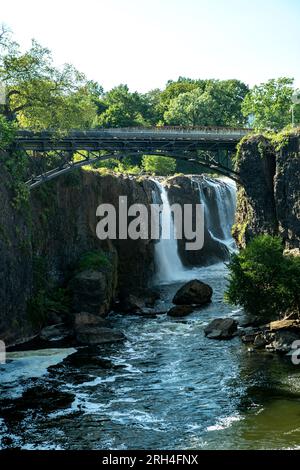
[95,84,149,128]
[0,26,98,131]
[164,79,249,127]
[242,78,300,131]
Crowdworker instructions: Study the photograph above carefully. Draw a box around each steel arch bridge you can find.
[14,127,250,188]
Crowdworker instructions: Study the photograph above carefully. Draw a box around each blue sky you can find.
[2,0,300,92]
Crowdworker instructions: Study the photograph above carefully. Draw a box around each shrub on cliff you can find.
[0,115,16,149]
[225,235,300,319]
[76,250,111,272]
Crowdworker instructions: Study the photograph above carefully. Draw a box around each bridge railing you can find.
[97,126,251,135]
[17,126,252,139]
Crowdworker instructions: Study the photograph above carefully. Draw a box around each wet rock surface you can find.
[40,323,73,342]
[204,318,238,339]
[240,317,300,354]
[116,288,160,313]
[167,305,194,317]
[173,279,213,306]
[37,313,124,348]
[73,312,109,328]
[75,326,125,345]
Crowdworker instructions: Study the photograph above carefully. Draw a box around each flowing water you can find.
[1,264,300,450]
[1,178,300,450]
[194,176,237,255]
[151,180,186,283]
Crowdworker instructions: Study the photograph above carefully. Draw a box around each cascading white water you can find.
[152,176,237,284]
[152,180,186,283]
[194,176,237,255]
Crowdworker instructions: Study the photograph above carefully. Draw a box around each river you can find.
[1,177,300,449]
[1,262,300,449]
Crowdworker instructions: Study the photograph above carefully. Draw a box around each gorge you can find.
[0,131,300,449]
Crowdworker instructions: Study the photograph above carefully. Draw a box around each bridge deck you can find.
[16,127,251,152]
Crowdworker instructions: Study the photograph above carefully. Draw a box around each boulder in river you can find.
[173,279,212,306]
[75,326,125,345]
[167,305,194,317]
[74,312,109,329]
[117,288,160,313]
[39,323,73,342]
[204,318,238,340]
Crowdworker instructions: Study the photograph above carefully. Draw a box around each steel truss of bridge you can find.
[15,127,251,188]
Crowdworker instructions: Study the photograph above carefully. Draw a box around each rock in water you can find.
[117,288,160,313]
[173,279,213,306]
[167,305,194,317]
[74,312,109,328]
[204,318,238,340]
[75,326,125,345]
[39,323,73,342]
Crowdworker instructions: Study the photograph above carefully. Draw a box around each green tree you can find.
[159,77,204,116]
[225,235,300,319]
[0,27,98,130]
[142,155,176,175]
[142,88,164,125]
[242,78,300,131]
[96,84,150,128]
[0,114,16,149]
[164,80,248,127]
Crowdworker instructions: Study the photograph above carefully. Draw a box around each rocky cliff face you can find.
[0,168,157,346]
[234,132,300,250]
[0,165,239,346]
[0,166,33,345]
[274,136,300,250]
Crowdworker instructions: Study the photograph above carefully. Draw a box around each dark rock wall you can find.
[234,133,300,250]
[0,169,156,346]
[0,166,33,345]
[274,136,300,250]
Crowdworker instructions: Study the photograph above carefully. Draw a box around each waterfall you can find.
[151,176,237,284]
[194,176,237,256]
[151,180,186,283]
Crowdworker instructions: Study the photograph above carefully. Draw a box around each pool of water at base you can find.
[1,263,300,450]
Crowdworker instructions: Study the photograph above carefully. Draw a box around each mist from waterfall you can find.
[151,180,186,283]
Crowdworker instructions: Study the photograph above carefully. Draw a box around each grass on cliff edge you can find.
[234,126,300,167]
[225,235,300,320]
[76,250,111,272]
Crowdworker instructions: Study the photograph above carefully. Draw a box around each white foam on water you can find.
[0,348,76,398]
[206,414,243,432]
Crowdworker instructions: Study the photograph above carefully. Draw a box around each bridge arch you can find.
[14,126,248,188]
